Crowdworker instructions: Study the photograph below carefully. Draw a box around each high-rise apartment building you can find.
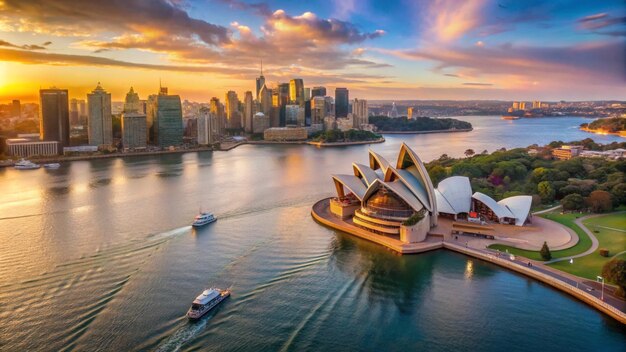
[122,87,147,149]
[146,87,183,147]
[352,98,368,128]
[244,91,254,133]
[197,107,217,145]
[289,79,304,106]
[87,82,112,146]
[335,88,349,118]
[39,88,70,146]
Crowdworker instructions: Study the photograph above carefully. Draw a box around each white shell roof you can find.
[435,189,456,214]
[498,195,532,226]
[368,150,390,173]
[436,176,472,214]
[472,192,514,219]
[332,174,368,200]
[352,163,381,186]
[392,168,432,212]
[362,179,424,212]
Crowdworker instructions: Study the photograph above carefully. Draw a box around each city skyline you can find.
[0,0,625,102]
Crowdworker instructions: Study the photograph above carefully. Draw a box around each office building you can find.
[210,97,225,134]
[39,88,70,146]
[87,82,112,146]
[11,100,20,118]
[253,112,270,134]
[6,138,60,157]
[146,87,183,147]
[289,79,304,106]
[311,96,326,125]
[225,90,241,130]
[335,88,349,118]
[255,62,265,100]
[285,104,304,126]
[69,99,79,125]
[244,91,254,133]
[311,86,326,98]
[407,107,415,119]
[532,101,542,109]
[121,87,147,150]
[304,88,311,101]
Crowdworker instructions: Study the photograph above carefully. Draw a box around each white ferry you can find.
[14,159,41,170]
[192,212,217,227]
[187,288,231,320]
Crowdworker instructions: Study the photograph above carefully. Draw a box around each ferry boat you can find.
[187,288,231,320]
[43,163,61,169]
[501,115,521,120]
[192,212,217,227]
[14,159,41,170]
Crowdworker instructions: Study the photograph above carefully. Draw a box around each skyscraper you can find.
[225,90,241,130]
[122,87,147,150]
[289,79,304,106]
[311,96,326,125]
[311,86,326,98]
[407,106,415,119]
[255,61,265,100]
[11,100,20,118]
[278,83,290,126]
[244,91,254,133]
[352,98,368,128]
[210,97,225,134]
[197,107,217,145]
[39,88,70,146]
[87,82,112,146]
[285,105,304,126]
[69,98,79,125]
[304,88,311,101]
[146,87,183,147]
[335,88,349,118]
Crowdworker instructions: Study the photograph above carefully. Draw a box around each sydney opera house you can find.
[324,143,532,244]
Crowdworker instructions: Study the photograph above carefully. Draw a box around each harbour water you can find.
[0,116,624,351]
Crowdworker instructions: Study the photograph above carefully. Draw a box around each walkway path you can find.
[544,211,626,264]
[532,204,562,215]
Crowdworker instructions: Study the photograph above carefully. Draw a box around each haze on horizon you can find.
[0,0,625,102]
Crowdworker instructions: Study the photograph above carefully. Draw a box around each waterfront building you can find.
[323,116,336,131]
[311,86,326,98]
[335,88,349,118]
[471,193,532,226]
[352,98,368,128]
[244,91,254,133]
[263,127,307,141]
[11,99,20,118]
[289,78,304,106]
[329,144,438,242]
[252,112,270,134]
[552,145,583,160]
[6,138,59,157]
[532,101,542,109]
[225,91,241,130]
[519,101,527,110]
[512,101,520,110]
[285,104,304,126]
[197,107,217,145]
[146,87,183,147]
[121,113,147,150]
[87,82,112,146]
[39,88,70,146]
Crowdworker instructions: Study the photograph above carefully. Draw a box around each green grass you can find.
[489,211,626,280]
[488,212,592,261]
[550,213,626,280]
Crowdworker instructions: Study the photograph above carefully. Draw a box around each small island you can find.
[308,129,384,146]
[369,115,473,134]
[580,117,626,137]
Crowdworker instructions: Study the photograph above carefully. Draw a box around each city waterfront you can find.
[1,116,625,351]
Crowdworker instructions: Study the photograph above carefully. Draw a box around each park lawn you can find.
[488,212,592,261]
[552,213,626,280]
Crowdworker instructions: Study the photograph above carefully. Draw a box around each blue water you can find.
[0,116,624,351]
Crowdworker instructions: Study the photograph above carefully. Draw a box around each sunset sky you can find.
[0,0,625,102]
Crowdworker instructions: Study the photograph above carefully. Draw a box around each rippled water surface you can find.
[0,116,624,351]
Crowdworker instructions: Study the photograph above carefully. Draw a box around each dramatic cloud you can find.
[0,39,46,50]
[218,0,272,16]
[0,0,230,45]
[577,12,626,36]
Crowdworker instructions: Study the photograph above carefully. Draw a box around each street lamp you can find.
[597,276,605,301]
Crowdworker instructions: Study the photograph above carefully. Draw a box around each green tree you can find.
[561,193,584,211]
[464,149,475,158]
[611,183,626,205]
[602,258,626,298]
[540,241,552,261]
[428,165,448,186]
[538,181,555,203]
